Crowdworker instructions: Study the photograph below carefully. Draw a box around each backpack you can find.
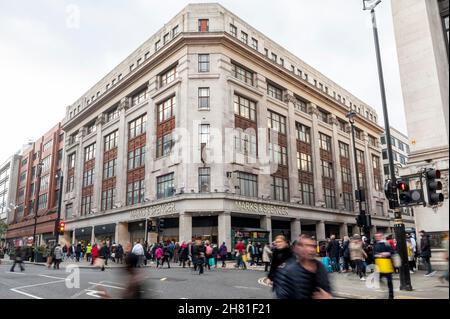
[206,245,213,256]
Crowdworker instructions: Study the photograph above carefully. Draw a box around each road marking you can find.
[39,275,66,280]
[160,277,167,281]
[258,277,271,287]
[88,282,125,290]
[233,286,261,290]
[5,271,26,275]
[10,288,43,299]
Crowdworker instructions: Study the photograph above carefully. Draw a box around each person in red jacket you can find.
[91,244,99,265]
[234,240,247,269]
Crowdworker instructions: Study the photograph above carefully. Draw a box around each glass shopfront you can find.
[129,221,145,244]
[192,216,217,244]
[75,227,92,244]
[94,223,116,245]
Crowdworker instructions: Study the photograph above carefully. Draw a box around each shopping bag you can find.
[375,257,394,274]
[392,254,401,268]
[209,258,215,267]
[321,257,332,273]
[242,254,247,263]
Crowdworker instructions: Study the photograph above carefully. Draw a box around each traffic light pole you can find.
[367,5,412,290]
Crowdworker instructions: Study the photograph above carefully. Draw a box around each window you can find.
[324,188,336,209]
[380,136,386,145]
[241,31,248,44]
[68,153,76,169]
[129,114,147,139]
[43,140,53,152]
[198,19,209,32]
[198,54,210,72]
[384,164,390,176]
[356,150,365,164]
[271,53,277,62]
[341,166,352,183]
[339,142,350,158]
[101,188,116,211]
[236,172,258,197]
[198,167,210,193]
[82,168,94,187]
[264,48,269,56]
[156,132,173,159]
[232,63,254,85]
[376,202,384,216]
[400,155,407,165]
[66,204,73,219]
[354,128,362,140]
[294,97,308,113]
[318,108,330,124]
[199,124,210,146]
[234,131,257,157]
[267,83,283,101]
[270,144,287,166]
[160,67,177,87]
[38,193,48,210]
[155,41,160,51]
[272,176,289,202]
[369,135,377,147]
[267,111,286,134]
[84,144,96,162]
[299,183,314,206]
[251,38,258,50]
[319,133,332,152]
[103,159,117,179]
[280,58,284,66]
[19,172,27,185]
[172,25,179,37]
[297,152,312,172]
[158,97,175,123]
[391,136,396,147]
[321,161,334,179]
[42,155,52,173]
[398,142,405,152]
[86,122,96,135]
[132,88,147,106]
[406,145,410,154]
[163,33,170,44]
[40,175,49,192]
[234,95,256,121]
[338,119,347,132]
[157,173,174,199]
[296,123,311,143]
[18,188,25,203]
[127,180,145,205]
[67,176,74,192]
[382,149,388,160]
[81,195,92,215]
[198,88,210,110]
[145,52,150,60]
[343,193,353,212]
[128,146,146,170]
[118,74,122,81]
[104,131,118,151]
[230,24,237,37]
[106,107,119,122]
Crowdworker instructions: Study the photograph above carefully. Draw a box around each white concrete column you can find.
[331,115,344,209]
[117,222,129,246]
[179,212,192,243]
[316,220,326,241]
[91,226,95,245]
[290,218,301,242]
[73,132,84,217]
[116,98,129,206]
[339,223,348,239]
[309,103,325,206]
[72,230,76,245]
[218,212,232,249]
[260,215,272,242]
[285,92,300,202]
[93,116,104,212]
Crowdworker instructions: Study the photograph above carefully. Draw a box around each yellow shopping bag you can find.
[242,254,247,263]
[375,257,394,274]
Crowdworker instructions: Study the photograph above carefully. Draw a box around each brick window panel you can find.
[299,171,314,184]
[199,19,209,32]
[342,183,353,193]
[82,186,94,197]
[297,141,311,154]
[128,134,146,151]
[157,118,175,137]
[322,177,335,189]
[103,149,118,162]
[84,159,95,171]
[102,177,116,189]
[127,167,145,183]
[234,116,257,131]
[320,149,333,162]
[273,167,289,178]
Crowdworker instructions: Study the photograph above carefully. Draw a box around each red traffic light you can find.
[58,221,65,234]
[397,181,409,192]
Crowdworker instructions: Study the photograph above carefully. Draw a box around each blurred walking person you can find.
[161,243,171,269]
[420,230,436,276]
[204,241,213,270]
[262,242,272,273]
[179,242,189,268]
[132,240,145,268]
[267,235,293,288]
[193,239,205,275]
[85,243,92,263]
[10,246,25,272]
[342,236,351,273]
[53,244,63,270]
[91,243,98,265]
[274,234,332,299]
[219,242,228,268]
[116,244,124,264]
[234,240,247,270]
[374,232,394,299]
[326,235,341,273]
[349,234,367,281]
[155,244,164,268]
[439,232,448,283]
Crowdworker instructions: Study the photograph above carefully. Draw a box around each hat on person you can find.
[353,234,361,239]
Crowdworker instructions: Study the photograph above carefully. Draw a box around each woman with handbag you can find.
[374,232,395,299]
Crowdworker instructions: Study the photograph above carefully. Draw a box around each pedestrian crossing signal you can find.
[58,221,65,235]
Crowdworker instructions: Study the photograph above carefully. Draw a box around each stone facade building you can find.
[60,3,414,248]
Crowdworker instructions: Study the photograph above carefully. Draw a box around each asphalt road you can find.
[0,263,273,299]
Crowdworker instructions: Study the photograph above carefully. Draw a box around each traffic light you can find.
[58,221,65,235]
[384,180,397,209]
[355,212,370,228]
[158,218,165,232]
[397,180,410,206]
[147,220,153,232]
[425,169,444,205]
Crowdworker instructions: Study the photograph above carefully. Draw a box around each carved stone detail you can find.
[283,93,297,104]
[95,114,106,127]
[118,97,130,112]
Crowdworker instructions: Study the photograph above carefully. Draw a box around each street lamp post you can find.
[346,111,369,239]
[32,162,43,262]
[55,172,64,245]
[363,0,412,290]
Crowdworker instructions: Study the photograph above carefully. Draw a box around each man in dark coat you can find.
[268,235,293,288]
[420,230,436,276]
[326,235,341,272]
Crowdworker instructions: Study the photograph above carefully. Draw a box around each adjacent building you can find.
[58,3,414,248]
[5,123,64,247]
[381,127,410,180]
[0,153,22,246]
[392,0,449,268]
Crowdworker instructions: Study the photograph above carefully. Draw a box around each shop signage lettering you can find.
[234,201,289,216]
[129,203,176,219]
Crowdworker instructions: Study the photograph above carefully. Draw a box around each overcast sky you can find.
[0,0,407,164]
